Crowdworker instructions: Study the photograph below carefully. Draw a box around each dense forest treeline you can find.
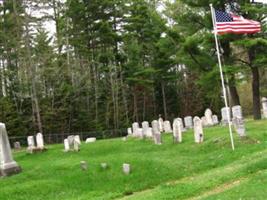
[0,0,266,136]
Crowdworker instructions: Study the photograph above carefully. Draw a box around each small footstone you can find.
[123,163,131,175]
[80,161,88,171]
[101,163,108,169]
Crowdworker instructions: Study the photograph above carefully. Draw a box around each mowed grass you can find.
[1,119,267,200]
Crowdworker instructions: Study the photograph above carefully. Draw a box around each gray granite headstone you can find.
[193,117,204,143]
[0,123,21,177]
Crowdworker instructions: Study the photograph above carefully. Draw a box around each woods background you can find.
[0,0,266,136]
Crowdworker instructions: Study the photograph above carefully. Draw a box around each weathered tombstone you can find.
[193,117,204,143]
[147,128,153,138]
[80,161,88,171]
[64,139,70,152]
[27,136,35,153]
[67,135,75,147]
[13,142,21,150]
[184,116,193,129]
[232,117,246,137]
[221,107,231,125]
[137,128,143,138]
[204,108,213,126]
[232,105,243,119]
[36,133,45,149]
[123,163,131,175]
[212,115,219,125]
[158,116,164,132]
[74,135,81,152]
[201,116,208,127]
[101,163,108,170]
[152,120,161,145]
[172,119,182,143]
[85,137,96,143]
[127,128,132,136]
[142,121,150,138]
[163,120,172,133]
[132,122,139,137]
[262,97,267,118]
[0,123,21,177]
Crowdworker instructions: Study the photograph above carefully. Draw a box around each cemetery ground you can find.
[1,120,267,200]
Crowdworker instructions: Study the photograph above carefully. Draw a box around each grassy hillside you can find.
[1,119,267,200]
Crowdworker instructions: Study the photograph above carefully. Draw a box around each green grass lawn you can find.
[1,119,267,200]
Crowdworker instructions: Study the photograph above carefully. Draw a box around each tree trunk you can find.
[161,82,167,120]
[228,75,240,106]
[251,66,261,120]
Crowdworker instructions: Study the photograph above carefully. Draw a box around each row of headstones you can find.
[128,116,207,144]
[27,133,46,153]
[64,136,97,152]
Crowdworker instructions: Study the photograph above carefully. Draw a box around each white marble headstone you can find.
[232,105,243,119]
[204,108,213,126]
[27,136,35,149]
[201,116,208,127]
[74,136,80,151]
[36,133,44,149]
[152,120,161,144]
[132,122,139,137]
[221,107,231,125]
[212,115,219,125]
[173,119,182,143]
[127,128,132,136]
[158,117,164,132]
[0,123,21,176]
[163,121,172,133]
[194,117,204,143]
[232,117,246,137]
[184,116,193,129]
[262,97,267,118]
[142,121,151,138]
[64,139,70,152]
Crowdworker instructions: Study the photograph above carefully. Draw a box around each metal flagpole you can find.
[209,4,235,151]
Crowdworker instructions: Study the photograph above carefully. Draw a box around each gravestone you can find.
[137,128,143,138]
[127,128,132,136]
[36,133,45,149]
[163,121,172,133]
[212,115,219,125]
[158,116,164,132]
[142,121,151,138]
[74,135,81,151]
[233,117,246,137]
[123,163,131,175]
[132,122,139,137]
[64,139,70,152]
[184,116,193,129]
[67,135,75,147]
[27,136,35,153]
[101,163,108,170]
[152,120,161,145]
[193,117,204,143]
[13,142,21,150]
[221,107,231,125]
[172,119,182,143]
[232,105,243,119]
[85,137,96,143]
[204,108,213,126]
[262,97,267,118]
[80,161,88,171]
[0,123,21,177]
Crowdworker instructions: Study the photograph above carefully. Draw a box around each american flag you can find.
[214,10,261,35]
